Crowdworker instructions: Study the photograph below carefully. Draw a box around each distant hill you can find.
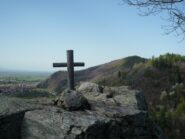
[38,55,147,92]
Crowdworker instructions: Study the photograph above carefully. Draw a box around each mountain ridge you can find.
[38,55,147,92]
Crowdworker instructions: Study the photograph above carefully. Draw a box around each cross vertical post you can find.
[67,50,74,90]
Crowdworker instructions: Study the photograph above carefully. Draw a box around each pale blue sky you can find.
[0,0,185,71]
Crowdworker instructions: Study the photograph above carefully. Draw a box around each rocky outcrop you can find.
[0,96,41,139]
[0,82,164,139]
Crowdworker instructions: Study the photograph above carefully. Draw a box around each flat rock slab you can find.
[22,106,162,139]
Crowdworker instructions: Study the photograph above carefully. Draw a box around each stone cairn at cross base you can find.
[54,89,91,111]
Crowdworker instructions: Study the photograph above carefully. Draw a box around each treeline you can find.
[150,53,185,84]
[151,53,185,69]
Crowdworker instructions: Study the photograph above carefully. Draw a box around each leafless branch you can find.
[122,0,185,39]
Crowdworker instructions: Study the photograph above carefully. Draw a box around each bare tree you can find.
[122,0,185,38]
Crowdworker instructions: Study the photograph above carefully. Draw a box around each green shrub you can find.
[175,99,185,116]
[151,53,185,70]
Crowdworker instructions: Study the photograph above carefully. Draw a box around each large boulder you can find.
[54,90,90,111]
[0,82,164,139]
[77,82,148,111]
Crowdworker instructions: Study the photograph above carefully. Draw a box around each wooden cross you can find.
[53,50,85,90]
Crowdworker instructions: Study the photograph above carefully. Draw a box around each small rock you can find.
[78,82,104,93]
[54,90,91,111]
[106,92,114,98]
[160,90,168,101]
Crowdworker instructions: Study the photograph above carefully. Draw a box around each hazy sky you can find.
[0,0,185,72]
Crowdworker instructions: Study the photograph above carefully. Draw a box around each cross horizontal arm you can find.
[53,62,85,67]
[53,63,67,67]
[74,62,85,67]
